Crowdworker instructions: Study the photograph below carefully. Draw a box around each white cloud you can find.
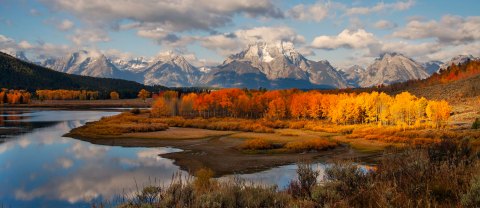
[287,2,328,22]
[311,29,378,50]
[56,157,74,169]
[393,15,480,44]
[345,0,415,16]
[57,19,74,31]
[380,41,442,60]
[200,26,305,56]
[69,29,110,46]
[374,20,397,29]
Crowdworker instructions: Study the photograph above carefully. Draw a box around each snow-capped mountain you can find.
[112,57,152,72]
[359,52,429,87]
[439,55,478,71]
[41,50,127,78]
[31,44,469,89]
[142,51,202,87]
[0,49,30,62]
[202,42,347,89]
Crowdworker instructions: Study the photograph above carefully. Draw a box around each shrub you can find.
[239,138,274,150]
[461,175,480,207]
[130,108,141,114]
[284,139,337,152]
[473,118,480,129]
[193,168,215,193]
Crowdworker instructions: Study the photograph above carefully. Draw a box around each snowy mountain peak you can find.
[227,41,306,66]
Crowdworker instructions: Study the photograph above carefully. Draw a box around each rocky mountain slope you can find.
[201,42,347,89]
[358,52,430,87]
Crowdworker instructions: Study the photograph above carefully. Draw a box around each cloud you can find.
[380,41,442,59]
[392,15,480,44]
[311,29,378,50]
[200,26,305,56]
[56,157,74,169]
[345,0,415,16]
[68,29,110,46]
[57,19,74,31]
[374,20,397,29]
[40,0,283,33]
[287,1,329,22]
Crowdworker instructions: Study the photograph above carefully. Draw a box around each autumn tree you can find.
[426,100,451,128]
[151,97,172,117]
[138,89,151,102]
[110,91,120,100]
[266,97,287,120]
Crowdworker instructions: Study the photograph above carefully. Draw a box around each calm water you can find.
[0,109,327,208]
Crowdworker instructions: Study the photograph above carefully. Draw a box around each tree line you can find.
[0,88,31,104]
[151,89,451,128]
[36,90,100,100]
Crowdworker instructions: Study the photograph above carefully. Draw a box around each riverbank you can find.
[67,127,380,176]
[65,107,480,175]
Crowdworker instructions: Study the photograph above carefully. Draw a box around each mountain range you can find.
[6,42,478,89]
[0,52,166,98]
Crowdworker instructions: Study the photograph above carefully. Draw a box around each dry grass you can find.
[239,138,275,150]
[155,117,275,133]
[68,112,169,137]
[124,127,235,140]
[234,129,338,152]
[284,139,337,152]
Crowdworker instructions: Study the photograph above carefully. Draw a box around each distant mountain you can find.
[142,51,202,87]
[359,52,429,87]
[439,55,478,71]
[0,52,166,98]
[201,42,347,89]
[41,50,140,82]
[339,65,365,88]
[423,60,443,75]
[26,45,475,90]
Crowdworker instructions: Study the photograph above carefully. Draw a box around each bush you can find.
[239,138,274,150]
[193,168,214,193]
[130,108,141,114]
[473,118,480,129]
[462,175,480,207]
[284,139,337,152]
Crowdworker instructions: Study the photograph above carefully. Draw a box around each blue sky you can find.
[1,0,479,67]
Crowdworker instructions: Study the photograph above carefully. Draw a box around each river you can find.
[0,109,328,208]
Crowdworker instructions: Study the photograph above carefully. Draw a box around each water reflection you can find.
[0,110,186,207]
[0,109,330,207]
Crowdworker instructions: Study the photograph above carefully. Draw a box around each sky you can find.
[0,0,479,68]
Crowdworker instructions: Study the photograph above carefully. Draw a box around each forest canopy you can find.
[151,89,451,129]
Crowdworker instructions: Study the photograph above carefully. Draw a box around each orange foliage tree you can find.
[149,88,451,129]
[0,89,31,104]
[137,89,151,102]
[110,91,120,100]
[36,90,98,100]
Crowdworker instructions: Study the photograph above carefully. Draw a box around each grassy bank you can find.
[67,111,480,153]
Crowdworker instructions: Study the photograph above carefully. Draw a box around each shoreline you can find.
[66,127,382,176]
[0,99,152,110]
